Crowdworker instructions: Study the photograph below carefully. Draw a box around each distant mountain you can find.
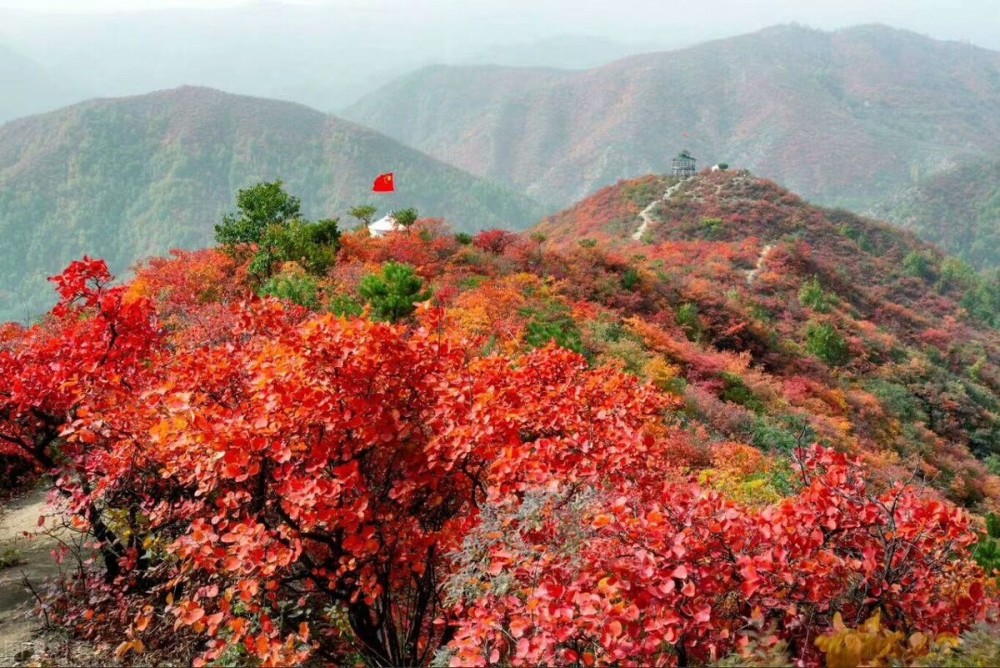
[345,24,1000,209]
[0,5,674,113]
[346,65,575,167]
[0,87,544,322]
[0,43,83,123]
[870,160,1000,270]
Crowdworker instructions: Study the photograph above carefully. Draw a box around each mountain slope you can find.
[0,86,544,321]
[4,176,1000,668]
[0,43,83,123]
[871,159,1000,270]
[345,24,1000,209]
[534,170,1000,502]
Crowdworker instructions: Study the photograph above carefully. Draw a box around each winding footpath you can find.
[746,244,775,285]
[632,179,687,242]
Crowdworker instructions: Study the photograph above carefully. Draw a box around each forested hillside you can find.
[346,24,1000,212]
[535,170,1000,494]
[2,175,999,666]
[0,86,544,321]
[872,159,1000,270]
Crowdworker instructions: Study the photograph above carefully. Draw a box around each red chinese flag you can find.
[373,172,394,193]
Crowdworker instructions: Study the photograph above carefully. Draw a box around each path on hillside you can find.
[632,178,687,242]
[746,244,775,285]
[0,489,62,665]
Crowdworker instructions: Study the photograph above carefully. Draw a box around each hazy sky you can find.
[0,0,998,50]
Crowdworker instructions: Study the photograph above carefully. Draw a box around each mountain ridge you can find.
[345,23,1000,212]
[0,86,545,321]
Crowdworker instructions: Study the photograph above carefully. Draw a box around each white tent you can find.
[368,213,399,238]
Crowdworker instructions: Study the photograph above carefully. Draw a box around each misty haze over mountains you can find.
[1,0,999,119]
[0,2,693,119]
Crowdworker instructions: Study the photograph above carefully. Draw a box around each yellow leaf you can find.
[113,639,144,659]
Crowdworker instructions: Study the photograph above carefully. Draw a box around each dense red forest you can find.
[2,172,999,666]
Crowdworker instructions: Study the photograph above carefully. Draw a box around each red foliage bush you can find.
[449,447,992,667]
[473,229,520,255]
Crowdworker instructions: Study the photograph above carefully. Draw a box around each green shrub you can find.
[621,267,641,292]
[454,232,473,245]
[329,294,363,318]
[250,219,339,278]
[259,272,320,310]
[798,276,829,312]
[586,320,650,375]
[750,415,816,455]
[865,380,926,424]
[903,250,938,282]
[676,303,704,342]
[805,322,850,367]
[0,546,23,570]
[216,182,340,280]
[699,217,724,238]
[359,263,430,322]
[937,257,976,292]
[961,270,1000,329]
[721,372,765,413]
[523,303,583,353]
[973,513,1000,578]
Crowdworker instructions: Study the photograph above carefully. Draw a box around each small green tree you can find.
[621,267,641,292]
[961,270,1000,329]
[903,250,938,282]
[308,218,341,247]
[676,303,704,342]
[249,219,339,279]
[215,181,301,246]
[393,208,419,228]
[359,262,429,322]
[805,321,850,367]
[348,205,378,229]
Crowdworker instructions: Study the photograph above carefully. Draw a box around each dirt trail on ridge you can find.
[632,178,687,242]
[746,244,775,285]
